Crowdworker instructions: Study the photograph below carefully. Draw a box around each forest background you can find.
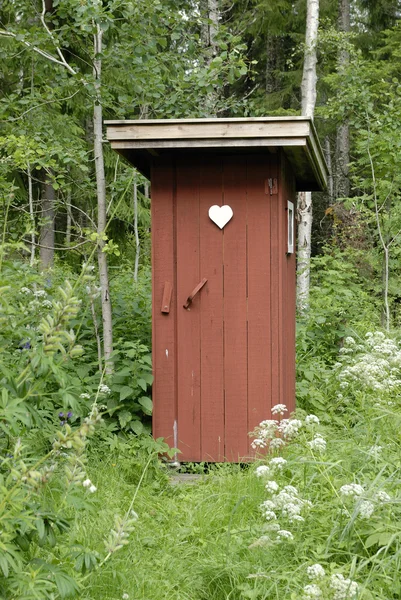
[2,1,401,599]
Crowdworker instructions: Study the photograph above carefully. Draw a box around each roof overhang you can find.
[105,117,328,192]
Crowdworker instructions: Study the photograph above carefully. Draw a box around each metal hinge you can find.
[265,178,278,195]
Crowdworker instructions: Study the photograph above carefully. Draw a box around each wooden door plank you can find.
[247,155,275,454]
[176,160,202,462]
[223,155,249,462]
[151,160,176,449]
[199,158,225,462]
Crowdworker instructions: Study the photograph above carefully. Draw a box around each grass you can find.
[70,394,401,600]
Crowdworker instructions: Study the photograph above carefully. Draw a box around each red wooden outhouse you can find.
[105,117,327,462]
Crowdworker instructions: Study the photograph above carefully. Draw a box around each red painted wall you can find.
[151,150,296,462]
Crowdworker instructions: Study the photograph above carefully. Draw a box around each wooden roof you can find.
[105,117,328,191]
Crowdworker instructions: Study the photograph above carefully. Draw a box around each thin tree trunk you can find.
[335,0,350,199]
[39,175,55,270]
[296,0,319,313]
[27,163,35,266]
[201,0,219,115]
[66,189,72,246]
[324,136,334,202]
[89,292,103,373]
[133,178,140,282]
[93,25,113,375]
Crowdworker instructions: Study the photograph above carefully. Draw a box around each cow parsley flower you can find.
[278,418,303,439]
[89,484,97,493]
[265,480,279,493]
[358,500,374,519]
[307,434,327,453]
[339,483,364,498]
[271,404,288,416]
[99,383,111,395]
[305,414,320,426]
[269,457,287,470]
[20,287,31,294]
[307,564,325,580]
[255,465,270,477]
[302,584,323,599]
[329,573,358,599]
[276,529,293,540]
[375,490,391,503]
[252,438,267,449]
[80,393,91,399]
[269,438,285,449]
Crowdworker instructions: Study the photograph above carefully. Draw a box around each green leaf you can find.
[138,378,147,391]
[118,409,132,428]
[365,531,394,548]
[120,386,134,401]
[138,396,153,414]
[131,420,144,435]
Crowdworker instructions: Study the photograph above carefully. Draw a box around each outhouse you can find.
[105,117,327,462]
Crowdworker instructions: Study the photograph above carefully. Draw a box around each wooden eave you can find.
[105,117,328,192]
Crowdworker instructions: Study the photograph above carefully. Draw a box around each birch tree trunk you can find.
[66,189,72,246]
[39,176,55,270]
[27,163,36,266]
[93,25,113,375]
[296,0,319,313]
[133,178,140,283]
[335,0,350,199]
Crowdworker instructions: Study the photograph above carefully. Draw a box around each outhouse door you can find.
[152,151,296,463]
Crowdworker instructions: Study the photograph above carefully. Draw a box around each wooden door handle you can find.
[161,281,172,314]
[183,278,208,309]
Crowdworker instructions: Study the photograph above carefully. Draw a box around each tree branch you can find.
[0,29,78,75]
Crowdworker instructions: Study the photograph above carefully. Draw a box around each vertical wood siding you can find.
[152,151,296,462]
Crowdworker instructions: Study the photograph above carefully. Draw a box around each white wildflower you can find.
[269,438,285,449]
[83,478,91,488]
[255,465,270,477]
[307,564,326,580]
[375,490,391,503]
[252,438,267,449]
[302,584,323,599]
[358,500,374,519]
[263,511,277,521]
[305,414,320,426]
[339,483,364,498]
[265,480,279,493]
[307,434,327,453]
[20,287,31,294]
[122,594,129,599]
[270,457,287,470]
[80,393,91,399]
[41,300,53,308]
[271,404,288,416]
[329,573,359,600]
[276,529,293,540]
[278,418,303,439]
[89,484,97,493]
[266,485,312,523]
[99,383,111,395]
[34,289,47,297]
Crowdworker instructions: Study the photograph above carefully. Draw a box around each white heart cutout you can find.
[208,205,233,229]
